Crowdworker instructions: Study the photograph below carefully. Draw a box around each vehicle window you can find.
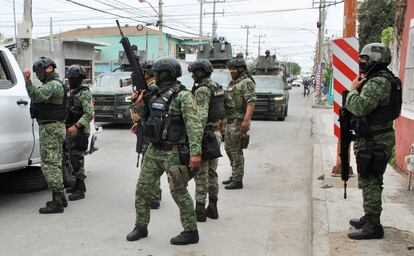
[253,76,284,89]
[0,51,15,89]
[94,73,131,88]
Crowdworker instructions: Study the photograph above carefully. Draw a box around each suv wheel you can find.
[0,166,47,193]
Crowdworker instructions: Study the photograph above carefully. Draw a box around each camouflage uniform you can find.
[131,81,162,204]
[225,73,256,183]
[134,82,203,232]
[66,86,94,181]
[193,78,221,204]
[345,70,395,231]
[26,72,65,193]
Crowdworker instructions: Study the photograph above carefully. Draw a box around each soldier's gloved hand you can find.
[189,155,202,171]
[133,90,146,107]
[23,69,31,82]
[240,119,250,133]
[131,112,141,123]
[67,125,78,135]
[351,76,366,91]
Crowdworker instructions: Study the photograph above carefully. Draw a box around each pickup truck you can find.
[0,46,101,192]
[91,71,133,124]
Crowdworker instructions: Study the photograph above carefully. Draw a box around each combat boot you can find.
[150,199,160,209]
[39,192,65,214]
[348,223,384,240]
[206,197,219,219]
[47,193,68,208]
[224,180,243,190]
[222,177,233,185]
[349,215,367,229]
[68,179,86,201]
[170,230,199,245]
[126,226,148,241]
[66,186,76,193]
[195,202,206,222]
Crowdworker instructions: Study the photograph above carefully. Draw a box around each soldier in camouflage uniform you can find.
[23,57,67,214]
[127,57,203,245]
[130,61,162,209]
[65,65,94,201]
[222,56,256,190]
[188,59,225,222]
[345,43,401,240]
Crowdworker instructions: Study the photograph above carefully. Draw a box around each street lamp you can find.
[138,0,164,57]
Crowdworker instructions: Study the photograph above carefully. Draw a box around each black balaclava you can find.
[68,76,83,89]
[155,70,175,90]
[359,58,387,77]
[192,69,209,84]
[230,69,243,81]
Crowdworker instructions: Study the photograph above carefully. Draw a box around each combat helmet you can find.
[66,64,86,79]
[141,60,154,76]
[265,50,270,56]
[153,56,182,78]
[359,43,391,65]
[188,59,214,74]
[227,56,247,69]
[32,56,57,72]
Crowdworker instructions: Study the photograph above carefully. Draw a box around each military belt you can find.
[39,120,64,125]
[152,143,179,151]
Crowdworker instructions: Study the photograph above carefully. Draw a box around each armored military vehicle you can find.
[197,37,232,69]
[254,51,286,77]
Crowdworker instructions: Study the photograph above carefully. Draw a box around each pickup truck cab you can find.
[0,46,101,192]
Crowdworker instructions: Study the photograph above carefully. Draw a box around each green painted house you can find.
[55,25,206,75]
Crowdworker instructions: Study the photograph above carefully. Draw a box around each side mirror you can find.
[284,84,292,90]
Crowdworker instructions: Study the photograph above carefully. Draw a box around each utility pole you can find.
[158,0,164,57]
[241,25,255,57]
[17,0,33,70]
[205,0,225,40]
[253,34,265,57]
[49,18,54,53]
[199,0,203,38]
[343,0,357,37]
[316,0,327,64]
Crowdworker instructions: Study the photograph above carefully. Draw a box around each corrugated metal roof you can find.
[54,25,160,38]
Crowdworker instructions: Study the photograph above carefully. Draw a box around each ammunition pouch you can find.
[201,129,222,161]
[356,149,388,178]
[165,115,185,142]
[143,116,162,144]
[240,134,250,149]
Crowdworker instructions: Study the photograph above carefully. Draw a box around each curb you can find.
[311,115,330,256]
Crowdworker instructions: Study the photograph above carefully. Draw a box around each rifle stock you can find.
[339,90,352,199]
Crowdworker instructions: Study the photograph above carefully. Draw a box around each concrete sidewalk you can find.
[311,109,414,256]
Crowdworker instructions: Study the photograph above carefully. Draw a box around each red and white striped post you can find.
[331,37,359,175]
[314,63,323,105]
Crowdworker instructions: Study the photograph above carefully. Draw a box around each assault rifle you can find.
[339,90,353,199]
[115,20,148,99]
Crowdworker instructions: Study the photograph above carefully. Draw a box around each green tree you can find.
[381,27,394,46]
[357,0,396,49]
[285,62,301,76]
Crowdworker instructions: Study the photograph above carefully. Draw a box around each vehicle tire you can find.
[0,166,48,193]
[277,116,285,121]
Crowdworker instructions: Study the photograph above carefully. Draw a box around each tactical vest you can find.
[365,70,402,125]
[192,80,226,123]
[66,86,89,125]
[31,79,68,121]
[143,84,186,144]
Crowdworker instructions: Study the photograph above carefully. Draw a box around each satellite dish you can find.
[136,24,144,31]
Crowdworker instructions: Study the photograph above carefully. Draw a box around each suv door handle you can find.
[16,99,29,105]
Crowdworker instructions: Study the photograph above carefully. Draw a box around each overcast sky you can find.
[0,0,345,72]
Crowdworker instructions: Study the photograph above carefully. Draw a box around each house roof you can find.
[54,25,161,38]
